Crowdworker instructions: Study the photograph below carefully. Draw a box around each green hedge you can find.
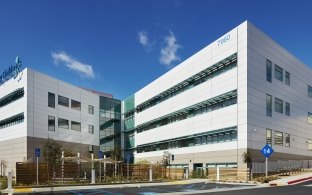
[0,176,8,190]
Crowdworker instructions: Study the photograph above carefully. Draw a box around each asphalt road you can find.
[22,182,252,195]
[208,180,312,195]
[18,180,312,195]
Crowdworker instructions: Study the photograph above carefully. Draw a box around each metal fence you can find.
[206,168,249,181]
[251,160,309,174]
[15,162,184,186]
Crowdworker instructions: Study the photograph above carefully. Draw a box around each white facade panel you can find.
[26,69,100,146]
[247,22,312,159]
[136,105,237,146]
[135,68,238,126]
[136,141,238,159]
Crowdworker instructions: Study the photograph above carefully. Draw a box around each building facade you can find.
[99,96,122,156]
[122,21,312,171]
[1,21,312,176]
[0,68,120,175]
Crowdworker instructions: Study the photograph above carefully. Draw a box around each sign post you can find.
[260,144,274,178]
[99,151,103,183]
[91,154,95,184]
[61,151,64,183]
[35,148,41,185]
[125,152,131,181]
[103,155,106,182]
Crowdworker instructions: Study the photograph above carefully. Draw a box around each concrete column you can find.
[7,171,12,189]
[149,164,152,182]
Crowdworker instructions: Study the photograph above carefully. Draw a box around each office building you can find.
[0,68,121,175]
[122,21,312,171]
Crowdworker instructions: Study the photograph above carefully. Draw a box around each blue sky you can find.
[0,0,311,100]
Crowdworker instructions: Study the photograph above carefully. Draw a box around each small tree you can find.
[64,149,76,158]
[109,146,123,178]
[242,151,252,180]
[110,146,123,161]
[161,151,171,167]
[161,151,171,178]
[135,159,150,165]
[42,139,62,181]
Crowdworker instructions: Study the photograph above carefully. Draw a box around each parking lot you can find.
[25,181,255,195]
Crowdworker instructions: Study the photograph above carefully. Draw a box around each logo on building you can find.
[0,57,22,84]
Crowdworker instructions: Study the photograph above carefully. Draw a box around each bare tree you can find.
[42,139,62,182]
[161,151,171,178]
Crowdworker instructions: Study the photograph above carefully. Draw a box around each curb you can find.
[287,176,312,185]
[270,176,312,186]
[14,188,33,193]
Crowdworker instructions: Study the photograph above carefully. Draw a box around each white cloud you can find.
[51,51,95,78]
[138,31,149,46]
[159,31,181,66]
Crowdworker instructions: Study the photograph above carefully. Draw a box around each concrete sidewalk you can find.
[1,179,203,194]
[1,179,255,194]
[269,172,312,186]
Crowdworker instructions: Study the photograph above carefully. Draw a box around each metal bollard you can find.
[149,164,152,182]
[7,171,12,189]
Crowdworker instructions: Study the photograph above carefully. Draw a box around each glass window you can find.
[207,136,212,144]
[71,100,81,110]
[275,131,283,146]
[225,132,231,141]
[48,92,55,108]
[212,135,218,143]
[266,94,272,116]
[58,118,69,129]
[308,85,312,98]
[275,98,283,113]
[285,102,290,116]
[48,116,55,131]
[275,65,283,81]
[201,136,207,144]
[88,125,94,134]
[0,113,24,129]
[58,95,69,107]
[231,131,237,140]
[88,145,93,152]
[308,112,312,124]
[195,137,201,145]
[285,71,290,85]
[308,139,312,151]
[266,59,272,82]
[266,129,272,145]
[218,133,224,142]
[285,133,290,147]
[71,121,81,131]
[88,105,94,114]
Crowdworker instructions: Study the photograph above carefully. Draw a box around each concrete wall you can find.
[246,22,312,160]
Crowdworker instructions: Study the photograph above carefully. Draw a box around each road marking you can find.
[69,189,122,195]
[200,184,207,189]
[303,184,312,187]
[138,192,158,195]
[69,190,84,195]
[14,188,32,193]
[186,184,194,189]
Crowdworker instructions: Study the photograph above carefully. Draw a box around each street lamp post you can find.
[61,151,64,183]
[77,152,80,179]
